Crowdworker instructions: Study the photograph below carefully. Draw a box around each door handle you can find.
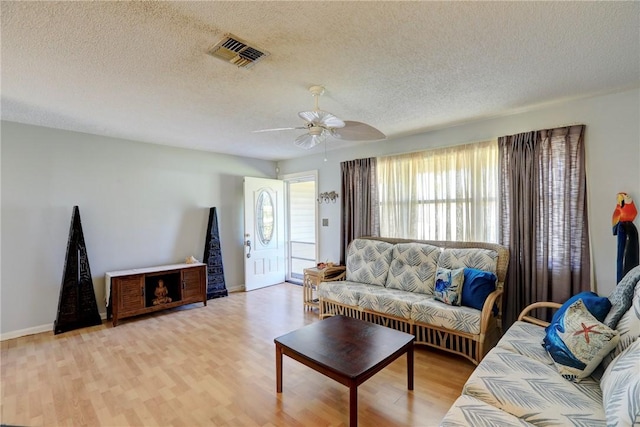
[246,239,252,258]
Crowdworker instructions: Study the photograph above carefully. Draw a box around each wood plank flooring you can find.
[1,283,474,426]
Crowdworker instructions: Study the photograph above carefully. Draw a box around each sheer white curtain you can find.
[378,140,499,242]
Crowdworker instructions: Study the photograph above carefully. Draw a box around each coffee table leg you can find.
[349,384,357,427]
[276,344,283,393]
[407,343,414,390]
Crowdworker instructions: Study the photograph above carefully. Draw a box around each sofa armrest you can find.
[479,289,503,333]
[517,302,562,327]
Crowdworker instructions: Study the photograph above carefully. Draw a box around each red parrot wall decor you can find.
[612,192,639,282]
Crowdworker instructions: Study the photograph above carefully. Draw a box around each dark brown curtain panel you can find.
[499,125,590,328]
[340,157,379,263]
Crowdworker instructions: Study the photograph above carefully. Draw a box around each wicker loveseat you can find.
[318,237,509,364]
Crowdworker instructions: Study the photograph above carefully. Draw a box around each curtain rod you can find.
[516,122,585,136]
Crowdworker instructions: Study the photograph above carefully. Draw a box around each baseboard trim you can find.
[1,312,108,341]
[2,287,247,340]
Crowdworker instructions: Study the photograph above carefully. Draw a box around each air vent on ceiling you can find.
[207,33,269,69]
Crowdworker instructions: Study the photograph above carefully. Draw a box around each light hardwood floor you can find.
[1,283,475,426]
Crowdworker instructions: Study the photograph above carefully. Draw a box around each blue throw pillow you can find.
[546,291,612,333]
[461,268,497,311]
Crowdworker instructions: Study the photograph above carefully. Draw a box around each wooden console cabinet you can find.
[106,263,207,326]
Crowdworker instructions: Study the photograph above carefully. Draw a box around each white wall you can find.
[278,88,640,297]
[2,88,638,335]
[1,121,275,335]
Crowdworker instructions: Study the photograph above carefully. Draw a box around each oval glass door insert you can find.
[256,190,274,245]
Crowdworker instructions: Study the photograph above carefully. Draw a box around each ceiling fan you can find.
[253,85,386,149]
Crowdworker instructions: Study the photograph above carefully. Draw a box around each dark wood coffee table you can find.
[274,315,414,427]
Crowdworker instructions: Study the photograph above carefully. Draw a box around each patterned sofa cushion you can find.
[358,287,430,319]
[463,346,606,425]
[385,242,440,294]
[411,298,482,335]
[345,239,394,286]
[440,395,536,427]
[604,265,640,329]
[601,277,640,370]
[495,321,553,366]
[437,247,498,274]
[317,281,381,307]
[600,339,640,427]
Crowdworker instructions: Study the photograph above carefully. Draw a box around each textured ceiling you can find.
[2,1,639,161]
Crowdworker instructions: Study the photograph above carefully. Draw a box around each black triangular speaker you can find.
[203,207,228,299]
[54,206,102,334]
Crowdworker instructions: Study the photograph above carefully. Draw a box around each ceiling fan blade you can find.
[294,132,326,149]
[298,110,345,128]
[252,126,306,133]
[331,121,386,141]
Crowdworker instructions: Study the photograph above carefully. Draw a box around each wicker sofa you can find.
[318,237,509,365]
[441,265,640,426]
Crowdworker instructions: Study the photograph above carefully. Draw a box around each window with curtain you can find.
[378,140,499,242]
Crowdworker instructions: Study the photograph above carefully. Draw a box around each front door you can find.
[244,177,285,291]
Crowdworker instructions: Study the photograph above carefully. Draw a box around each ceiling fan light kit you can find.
[254,85,386,149]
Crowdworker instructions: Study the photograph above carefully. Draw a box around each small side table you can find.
[303,265,346,310]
